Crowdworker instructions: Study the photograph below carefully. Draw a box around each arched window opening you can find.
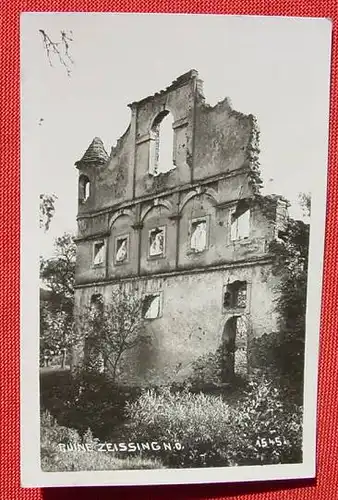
[79,175,91,203]
[149,112,176,176]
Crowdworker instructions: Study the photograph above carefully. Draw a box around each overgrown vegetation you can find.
[40,233,76,368]
[78,288,147,383]
[247,115,264,194]
[41,410,162,471]
[188,347,223,389]
[124,378,302,468]
[39,193,58,232]
[268,205,310,402]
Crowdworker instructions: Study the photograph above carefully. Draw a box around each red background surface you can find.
[1,1,337,499]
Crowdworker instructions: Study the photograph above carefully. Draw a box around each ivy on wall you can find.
[247,115,264,195]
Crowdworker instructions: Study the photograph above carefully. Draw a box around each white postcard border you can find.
[20,12,332,487]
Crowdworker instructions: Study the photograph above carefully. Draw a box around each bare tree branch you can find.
[39,29,74,77]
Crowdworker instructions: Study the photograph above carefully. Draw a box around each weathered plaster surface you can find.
[73,70,287,385]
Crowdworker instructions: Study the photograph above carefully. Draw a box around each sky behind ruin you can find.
[21,13,331,258]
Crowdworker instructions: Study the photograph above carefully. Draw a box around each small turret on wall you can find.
[75,137,109,211]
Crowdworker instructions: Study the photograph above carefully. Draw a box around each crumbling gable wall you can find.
[75,70,257,214]
[194,98,253,181]
[133,72,196,197]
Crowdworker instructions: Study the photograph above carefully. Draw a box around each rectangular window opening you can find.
[142,293,162,319]
[93,241,105,266]
[231,205,250,241]
[223,281,247,309]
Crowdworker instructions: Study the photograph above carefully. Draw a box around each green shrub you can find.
[125,379,303,468]
[40,410,162,471]
[188,348,248,400]
[226,377,303,466]
[40,368,140,440]
[188,348,223,388]
[126,387,231,467]
[249,333,304,405]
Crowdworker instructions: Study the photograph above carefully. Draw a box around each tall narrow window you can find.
[93,241,105,266]
[149,112,175,176]
[231,203,250,241]
[79,175,90,203]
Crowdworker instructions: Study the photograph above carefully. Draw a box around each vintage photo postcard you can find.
[21,12,332,487]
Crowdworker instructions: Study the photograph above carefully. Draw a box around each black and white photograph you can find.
[20,13,332,487]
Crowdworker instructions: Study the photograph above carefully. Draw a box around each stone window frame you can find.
[92,239,106,268]
[79,174,90,204]
[114,233,130,266]
[148,110,176,177]
[222,281,249,314]
[147,225,167,260]
[142,291,163,320]
[229,203,251,242]
[188,214,210,254]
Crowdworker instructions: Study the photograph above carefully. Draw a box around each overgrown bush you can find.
[125,378,303,468]
[226,377,303,466]
[249,332,304,404]
[266,215,309,404]
[41,410,162,472]
[188,347,247,396]
[188,348,223,388]
[126,387,231,467]
[40,368,140,440]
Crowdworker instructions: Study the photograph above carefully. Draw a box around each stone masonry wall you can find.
[74,262,280,386]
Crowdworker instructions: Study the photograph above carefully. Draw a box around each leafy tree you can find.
[298,192,311,218]
[79,288,147,384]
[40,309,79,369]
[40,233,77,367]
[39,193,58,232]
[40,233,76,312]
[268,196,310,399]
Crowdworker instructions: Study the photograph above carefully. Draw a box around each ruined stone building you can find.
[73,70,288,386]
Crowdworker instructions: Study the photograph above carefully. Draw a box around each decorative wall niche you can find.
[114,234,130,265]
[189,216,209,253]
[148,226,166,258]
